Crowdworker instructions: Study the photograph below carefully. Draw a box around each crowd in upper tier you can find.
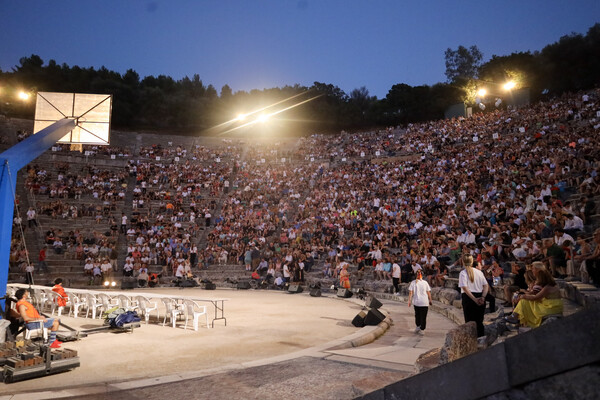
[9,89,600,291]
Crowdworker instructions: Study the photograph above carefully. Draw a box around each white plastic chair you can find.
[183,300,209,331]
[67,292,87,318]
[31,290,49,311]
[161,298,184,328]
[116,294,139,312]
[97,293,119,317]
[24,320,48,342]
[84,293,104,319]
[136,296,159,324]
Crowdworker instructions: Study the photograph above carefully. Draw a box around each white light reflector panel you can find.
[33,92,112,145]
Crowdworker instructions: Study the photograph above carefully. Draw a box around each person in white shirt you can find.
[100,258,112,281]
[563,214,584,236]
[553,229,574,246]
[123,260,134,277]
[411,262,422,275]
[175,263,185,279]
[26,207,37,228]
[84,259,94,275]
[458,254,488,337]
[283,263,291,282]
[407,270,432,334]
[392,262,401,293]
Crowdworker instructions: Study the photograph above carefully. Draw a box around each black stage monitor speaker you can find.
[237,281,251,290]
[364,309,386,326]
[288,284,304,294]
[352,310,367,327]
[365,295,383,309]
[121,277,136,290]
[337,288,353,298]
[204,282,216,290]
[309,288,321,297]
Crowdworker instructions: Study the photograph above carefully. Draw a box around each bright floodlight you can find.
[477,88,487,97]
[256,114,270,123]
[111,281,117,287]
[104,281,110,286]
[18,91,30,101]
[503,81,516,91]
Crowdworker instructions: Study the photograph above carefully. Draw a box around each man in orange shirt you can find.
[15,288,62,348]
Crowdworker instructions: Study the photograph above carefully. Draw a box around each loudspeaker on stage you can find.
[288,284,304,293]
[364,308,385,326]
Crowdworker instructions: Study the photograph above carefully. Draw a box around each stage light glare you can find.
[111,281,117,287]
[477,88,487,97]
[503,81,516,91]
[237,113,247,121]
[104,281,110,286]
[256,114,270,123]
[18,91,30,101]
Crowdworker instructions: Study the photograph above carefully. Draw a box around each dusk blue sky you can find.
[1,1,599,99]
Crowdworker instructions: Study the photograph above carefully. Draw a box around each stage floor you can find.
[2,288,365,395]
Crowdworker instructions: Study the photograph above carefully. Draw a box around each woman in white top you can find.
[458,254,488,337]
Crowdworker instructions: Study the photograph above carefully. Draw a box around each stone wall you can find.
[359,304,600,400]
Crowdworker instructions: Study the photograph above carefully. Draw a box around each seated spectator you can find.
[123,259,134,277]
[574,237,593,283]
[323,258,332,277]
[15,288,62,348]
[52,278,68,308]
[583,229,600,286]
[148,273,161,288]
[92,263,102,284]
[505,268,563,328]
[563,213,584,237]
[435,264,449,287]
[53,238,64,254]
[542,238,567,278]
[503,263,529,307]
[100,258,113,281]
[84,258,94,276]
[511,269,539,307]
[355,257,366,280]
[137,269,149,287]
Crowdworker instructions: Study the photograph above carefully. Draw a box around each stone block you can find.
[438,288,460,305]
[520,364,600,400]
[415,347,441,373]
[505,303,600,387]
[440,322,478,365]
[377,343,510,400]
[483,319,508,347]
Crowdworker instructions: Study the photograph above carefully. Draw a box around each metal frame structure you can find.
[0,118,77,309]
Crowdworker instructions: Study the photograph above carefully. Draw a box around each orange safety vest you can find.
[16,299,40,320]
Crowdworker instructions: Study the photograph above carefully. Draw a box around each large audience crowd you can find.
[9,90,600,303]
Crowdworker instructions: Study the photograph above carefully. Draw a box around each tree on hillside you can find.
[540,23,600,93]
[220,84,233,99]
[478,51,543,100]
[445,45,483,83]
